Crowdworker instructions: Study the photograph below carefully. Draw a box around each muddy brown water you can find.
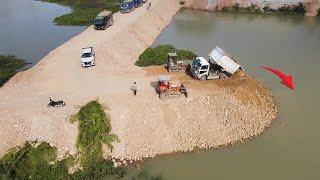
[123,10,320,180]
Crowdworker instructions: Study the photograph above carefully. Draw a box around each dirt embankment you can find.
[130,66,276,160]
[183,0,319,16]
[0,0,276,161]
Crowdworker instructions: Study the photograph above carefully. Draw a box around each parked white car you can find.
[81,47,95,67]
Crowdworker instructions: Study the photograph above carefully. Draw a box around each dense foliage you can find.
[41,0,122,25]
[317,8,320,16]
[71,100,124,179]
[221,2,307,16]
[54,8,102,26]
[0,142,70,179]
[0,101,125,179]
[135,45,196,67]
[0,55,26,87]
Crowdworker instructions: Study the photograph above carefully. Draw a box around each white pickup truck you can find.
[81,47,95,67]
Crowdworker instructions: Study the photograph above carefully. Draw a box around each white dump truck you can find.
[81,47,95,67]
[189,45,242,80]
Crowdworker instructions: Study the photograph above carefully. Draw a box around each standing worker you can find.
[147,1,151,10]
[131,82,138,96]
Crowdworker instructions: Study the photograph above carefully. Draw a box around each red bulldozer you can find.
[156,75,188,99]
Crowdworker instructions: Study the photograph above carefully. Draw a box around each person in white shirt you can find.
[130,82,138,96]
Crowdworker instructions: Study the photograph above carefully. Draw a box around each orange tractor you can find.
[157,75,188,99]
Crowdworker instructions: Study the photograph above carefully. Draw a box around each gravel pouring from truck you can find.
[189,45,243,80]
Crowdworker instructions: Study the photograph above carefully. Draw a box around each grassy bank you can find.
[135,45,196,67]
[0,100,125,179]
[71,100,125,179]
[219,2,307,16]
[0,55,26,87]
[41,0,121,25]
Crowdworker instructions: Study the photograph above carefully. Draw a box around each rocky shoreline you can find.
[110,69,277,161]
[0,0,277,163]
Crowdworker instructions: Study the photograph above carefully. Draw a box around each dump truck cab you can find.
[190,57,212,80]
[94,11,113,30]
[81,47,95,67]
[189,45,242,80]
[120,0,135,13]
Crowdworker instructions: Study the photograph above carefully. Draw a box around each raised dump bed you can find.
[189,45,243,80]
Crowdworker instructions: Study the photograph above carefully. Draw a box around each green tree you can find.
[232,3,240,13]
[221,6,230,13]
[317,8,320,16]
[278,5,292,15]
[293,2,306,15]
[263,5,270,13]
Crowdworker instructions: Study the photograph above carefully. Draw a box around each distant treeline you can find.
[220,2,307,16]
[40,0,122,25]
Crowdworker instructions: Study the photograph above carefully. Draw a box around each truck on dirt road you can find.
[121,0,135,13]
[94,11,114,30]
[81,47,95,67]
[188,45,242,80]
[121,0,143,13]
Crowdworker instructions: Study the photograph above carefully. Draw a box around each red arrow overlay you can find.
[261,66,294,90]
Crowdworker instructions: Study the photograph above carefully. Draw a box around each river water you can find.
[125,10,320,180]
[0,0,85,68]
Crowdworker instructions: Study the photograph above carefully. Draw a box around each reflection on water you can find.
[135,10,320,180]
[0,0,85,68]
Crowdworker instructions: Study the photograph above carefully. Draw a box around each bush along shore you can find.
[0,100,126,179]
[0,55,26,87]
[220,2,307,16]
[317,8,320,16]
[40,0,121,25]
[135,45,196,67]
